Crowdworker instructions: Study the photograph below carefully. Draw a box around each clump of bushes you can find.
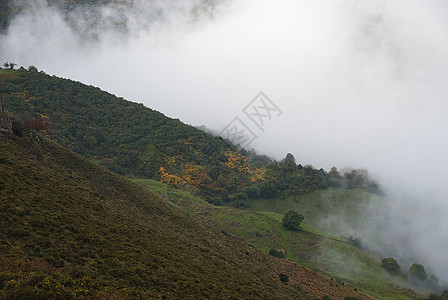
[347,236,363,250]
[269,249,285,258]
[231,192,249,208]
[381,257,401,275]
[409,263,428,281]
[279,273,289,283]
[205,196,222,206]
[282,210,304,231]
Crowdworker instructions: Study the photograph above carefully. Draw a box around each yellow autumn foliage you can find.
[159,167,185,186]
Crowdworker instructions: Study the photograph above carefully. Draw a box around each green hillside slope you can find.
[135,179,427,300]
[0,130,375,299]
[1,68,380,206]
[248,188,386,237]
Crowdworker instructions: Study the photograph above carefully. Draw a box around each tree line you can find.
[2,68,383,209]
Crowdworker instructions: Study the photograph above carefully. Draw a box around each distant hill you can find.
[0,123,375,299]
[1,68,382,208]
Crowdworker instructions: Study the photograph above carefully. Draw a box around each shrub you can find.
[258,182,276,199]
[206,196,222,206]
[282,210,304,231]
[269,249,284,258]
[220,189,230,202]
[409,263,428,281]
[429,273,439,288]
[347,236,363,250]
[234,192,248,201]
[232,192,249,208]
[11,117,25,137]
[279,273,289,283]
[216,175,226,187]
[336,278,345,286]
[244,186,259,198]
[381,257,400,274]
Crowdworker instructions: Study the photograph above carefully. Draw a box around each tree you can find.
[328,166,342,187]
[381,257,400,274]
[232,192,248,208]
[3,62,9,69]
[282,153,296,171]
[258,181,276,198]
[269,249,284,258]
[216,175,226,187]
[409,263,428,281]
[8,62,16,69]
[429,273,439,288]
[244,185,259,198]
[282,210,304,231]
[220,188,230,202]
[279,273,289,282]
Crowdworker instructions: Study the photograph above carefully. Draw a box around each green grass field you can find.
[133,179,429,299]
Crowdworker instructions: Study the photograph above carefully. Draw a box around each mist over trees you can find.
[409,263,428,282]
[2,0,448,289]
[1,68,383,206]
[381,257,401,275]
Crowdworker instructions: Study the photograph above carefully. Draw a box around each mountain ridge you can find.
[1,68,382,207]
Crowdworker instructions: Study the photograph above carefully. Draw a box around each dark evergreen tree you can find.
[282,210,304,231]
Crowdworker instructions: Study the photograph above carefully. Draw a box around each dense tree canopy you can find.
[409,263,428,281]
[381,257,401,275]
[1,68,384,203]
[282,210,304,231]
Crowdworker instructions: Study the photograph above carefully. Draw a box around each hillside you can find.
[0,69,440,299]
[0,68,381,207]
[0,129,379,299]
[248,189,387,242]
[134,179,429,300]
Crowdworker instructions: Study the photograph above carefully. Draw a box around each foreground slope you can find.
[0,132,370,299]
[135,179,426,300]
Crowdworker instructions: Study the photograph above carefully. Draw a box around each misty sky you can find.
[1,0,448,281]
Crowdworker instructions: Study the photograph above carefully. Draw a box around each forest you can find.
[1,67,382,208]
